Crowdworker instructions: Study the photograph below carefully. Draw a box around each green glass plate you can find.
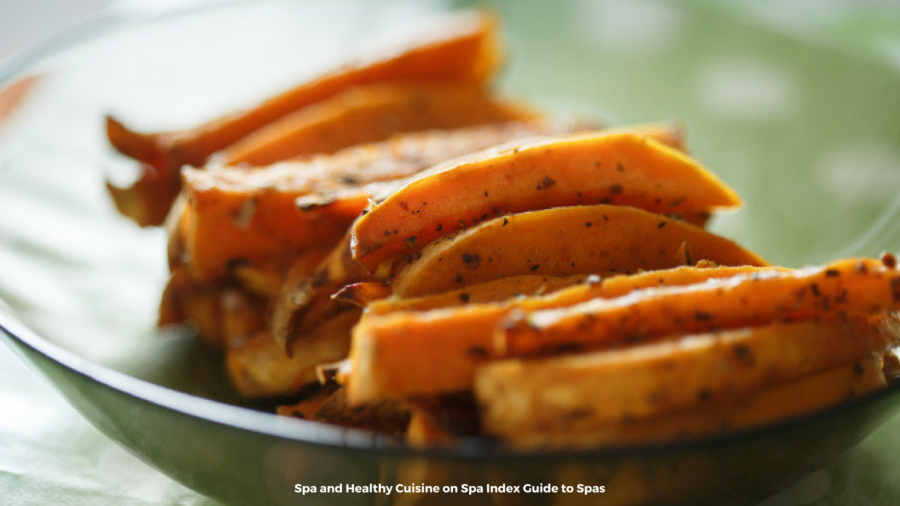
[2,1,900,505]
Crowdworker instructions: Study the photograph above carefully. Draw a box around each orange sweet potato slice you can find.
[480,316,898,434]
[225,311,357,398]
[270,232,378,352]
[180,121,579,281]
[389,204,766,297]
[345,265,779,403]
[218,288,267,349]
[293,121,680,214]
[351,131,742,271]
[346,273,590,313]
[106,11,503,225]
[158,268,267,350]
[494,354,887,449]
[181,171,353,282]
[218,83,538,166]
[164,194,190,270]
[501,257,900,357]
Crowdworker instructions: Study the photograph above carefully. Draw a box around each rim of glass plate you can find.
[1,0,899,462]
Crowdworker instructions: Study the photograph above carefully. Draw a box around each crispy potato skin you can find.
[351,131,742,271]
[389,204,766,297]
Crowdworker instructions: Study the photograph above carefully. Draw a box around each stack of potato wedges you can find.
[106,10,900,448]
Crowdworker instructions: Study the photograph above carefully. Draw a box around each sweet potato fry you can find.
[229,263,287,300]
[351,131,742,271]
[181,169,350,282]
[389,204,766,297]
[158,268,267,350]
[218,83,539,166]
[362,274,591,314]
[158,268,227,349]
[165,194,189,270]
[293,121,685,216]
[271,232,378,352]
[219,288,267,349]
[158,268,193,328]
[345,265,779,403]
[335,274,595,311]
[106,11,503,225]
[501,257,900,357]
[478,316,898,437]
[226,311,357,398]
[106,161,182,228]
[181,121,579,281]
[499,355,886,449]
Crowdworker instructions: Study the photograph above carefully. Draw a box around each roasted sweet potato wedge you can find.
[501,257,900,356]
[478,316,898,436]
[293,121,683,216]
[180,120,581,280]
[270,232,378,352]
[181,164,352,281]
[335,274,588,311]
[225,311,357,398]
[497,355,887,449]
[164,194,188,270]
[389,204,766,297]
[158,268,267,350]
[351,131,742,271]
[229,263,289,300]
[345,265,779,403]
[106,10,503,225]
[218,83,539,166]
[219,288,268,349]
[158,268,224,349]
[358,274,590,313]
